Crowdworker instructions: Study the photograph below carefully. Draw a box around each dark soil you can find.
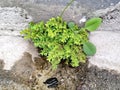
[27,54,120,90]
[30,56,88,90]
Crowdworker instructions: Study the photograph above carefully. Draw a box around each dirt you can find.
[30,55,120,90]
[0,51,88,90]
[11,52,36,82]
[1,51,120,90]
[0,60,4,70]
[28,56,88,90]
[0,52,35,90]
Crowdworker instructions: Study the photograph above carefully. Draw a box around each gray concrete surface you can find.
[94,2,120,31]
[0,6,38,90]
[81,66,120,90]
[89,31,120,73]
[0,7,38,70]
[0,0,120,9]
[0,0,119,23]
[0,7,32,36]
[89,2,120,73]
[82,2,120,90]
[0,0,89,23]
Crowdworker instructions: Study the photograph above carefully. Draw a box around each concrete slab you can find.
[89,31,120,73]
[88,2,120,73]
[0,36,39,70]
[94,2,120,31]
[0,7,38,71]
[0,7,32,36]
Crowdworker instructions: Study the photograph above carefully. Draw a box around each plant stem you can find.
[60,0,75,17]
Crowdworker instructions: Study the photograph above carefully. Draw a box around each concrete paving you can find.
[0,0,119,23]
[0,7,38,90]
[89,2,120,73]
[89,31,120,73]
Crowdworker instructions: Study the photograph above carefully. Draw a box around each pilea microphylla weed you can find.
[21,0,102,69]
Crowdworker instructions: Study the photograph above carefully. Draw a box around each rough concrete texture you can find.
[0,0,119,24]
[0,70,31,90]
[0,36,39,70]
[0,0,120,10]
[0,7,39,70]
[0,5,63,90]
[0,0,89,22]
[0,7,32,36]
[80,66,120,90]
[0,0,89,23]
[94,2,120,31]
[89,31,120,73]
[81,2,120,90]
[0,7,38,89]
[89,2,120,73]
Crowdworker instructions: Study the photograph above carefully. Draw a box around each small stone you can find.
[37,74,41,77]
[60,79,64,82]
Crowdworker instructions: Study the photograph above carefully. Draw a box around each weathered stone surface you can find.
[88,2,120,73]
[0,7,38,90]
[82,66,120,90]
[0,7,38,70]
[0,0,91,23]
[0,36,39,70]
[79,2,120,89]
[89,31,120,73]
[94,2,120,31]
[0,70,31,90]
[0,7,32,36]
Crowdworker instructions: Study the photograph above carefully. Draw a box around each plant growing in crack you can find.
[20,0,102,69]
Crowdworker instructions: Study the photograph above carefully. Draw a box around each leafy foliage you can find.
[83,42,96,56]
[21,17,102,69]
[85,18,102,31]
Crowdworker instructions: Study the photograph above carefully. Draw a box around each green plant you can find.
[20,0,102,69]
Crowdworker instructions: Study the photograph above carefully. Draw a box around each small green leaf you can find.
[68,22,75,29]
[85,18,102,31]
[83,42,96,56]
